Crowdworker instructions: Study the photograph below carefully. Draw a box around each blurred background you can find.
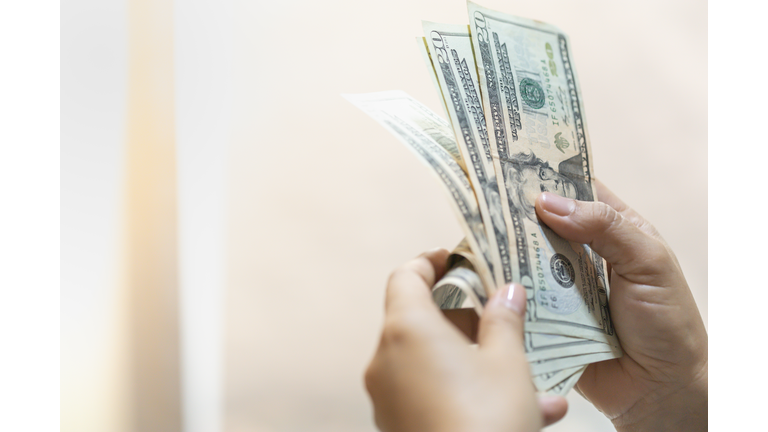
[61,0,707,431]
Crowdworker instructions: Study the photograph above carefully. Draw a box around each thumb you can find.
[535,192,675,281]
[477,283,527,358]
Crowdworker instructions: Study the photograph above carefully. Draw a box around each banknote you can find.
[417,23,619,360]
[467,1,618,344]
[533,365,583,392]
[416,37,456,147]
[422,21,513,291]
[435,239,618,360]
[525,331,614,362]
[343,91,495,292]
[346,90,616,393]
[544,366,585,396]
[435,247,616,386]
[530,351,617,375]
[432,239,491,314]
[432,261,486,315]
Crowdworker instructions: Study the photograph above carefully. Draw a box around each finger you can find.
[535,192,674,280]
[538,395,568,426]
[419,247,450,280]
[477,283,527,356]
[384,248,450,316]
[594,179,661,239]
[594,179,632,215]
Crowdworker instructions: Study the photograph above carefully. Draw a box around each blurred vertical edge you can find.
[63,0,229,429]
[124,0,182,430]
[61,0,130,430]
[175,1,230,432]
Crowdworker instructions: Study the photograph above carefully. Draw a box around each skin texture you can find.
[366,180,706,431]
[365,249,567,432]
[535,180,708,431]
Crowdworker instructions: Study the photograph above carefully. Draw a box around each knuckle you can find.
[580,201,625,242]
[594,201,622,229]
[626,213,648,230]
[387,257,432,286]
[382,314,420,345]
[405,257,434,284]
[638,218,664,239]
[385,310,435,344]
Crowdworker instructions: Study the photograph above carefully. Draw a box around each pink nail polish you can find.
[501,283,525,315]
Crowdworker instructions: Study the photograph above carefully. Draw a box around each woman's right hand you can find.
[535,180,707,431]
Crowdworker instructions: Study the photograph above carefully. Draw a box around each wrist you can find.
[612,364,707,432]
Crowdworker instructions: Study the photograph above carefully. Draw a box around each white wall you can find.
[61,1,130,430]
[175,1,232,431]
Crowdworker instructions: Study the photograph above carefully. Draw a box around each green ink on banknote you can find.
[519,78,546,109]
[546,43,558,76]
[554,132,569,153]
[548,60,558,77]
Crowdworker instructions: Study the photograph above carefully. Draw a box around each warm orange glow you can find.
[123,0,181,429]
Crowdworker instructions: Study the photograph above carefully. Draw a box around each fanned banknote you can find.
[422,21,513,290]
[467,1,617,344]
[345,1,623,396]
[418,22,618,384]
[343,91,495,297]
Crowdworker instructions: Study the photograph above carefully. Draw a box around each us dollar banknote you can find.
[418,23,619,359]
[345,91,614,394]
[421,21,512,291]
[544,366,586,396]
[431,238,490,314]
[467,1,618,344]
[431,259,486,315]
[343,91,496,293]
[533,365,583,392]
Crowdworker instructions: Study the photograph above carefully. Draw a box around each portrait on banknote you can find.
[504,151,591,222]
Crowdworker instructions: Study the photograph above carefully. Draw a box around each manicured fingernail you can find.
[540,192,575,216]
[421,247,445,257]
[494,283,525,315]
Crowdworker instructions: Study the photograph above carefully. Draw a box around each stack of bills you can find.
[345,1,621,396]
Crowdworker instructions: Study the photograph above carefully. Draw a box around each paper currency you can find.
[432,261,486,314]
[545,366,586,396]
[422,21,513,290]
[343,91,496,293]
[418,22,620,366]
[465,2,619,346]
[345,1,624,396]
[533,365,583,392]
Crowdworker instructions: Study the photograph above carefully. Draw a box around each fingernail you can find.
[492,283,525,315]
[421,247,445,257]
[540,192,575,216]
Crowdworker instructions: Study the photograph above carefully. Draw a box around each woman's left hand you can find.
[364,248,568,432]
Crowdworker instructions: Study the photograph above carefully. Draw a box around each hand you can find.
[535,180,707,431]
[365,248,567,432]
